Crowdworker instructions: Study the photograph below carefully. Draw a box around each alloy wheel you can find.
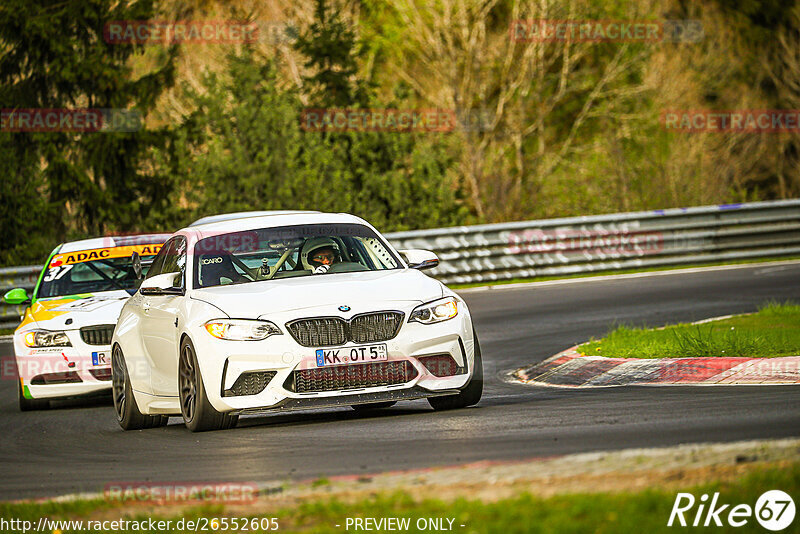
[179,343,197,422]
[111,346,126,421]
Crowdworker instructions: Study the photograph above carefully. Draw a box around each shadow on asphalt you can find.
[1,392,113,414]
[236,405,436,430]
[47,392,114,410]
[3,378,605,431]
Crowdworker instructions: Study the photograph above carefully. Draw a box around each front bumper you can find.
[235,386,460,415]
[13,332,112,400]
[191,305,475,414]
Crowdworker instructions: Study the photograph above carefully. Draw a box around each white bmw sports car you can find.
[112,213,483,431]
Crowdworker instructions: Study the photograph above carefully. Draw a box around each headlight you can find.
[409,297,458,324]
[23,330,72,348]
[204,319,282,341]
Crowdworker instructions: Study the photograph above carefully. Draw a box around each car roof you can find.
[186,212,369,236]
[58,233,171,253]
[189,211,320,227]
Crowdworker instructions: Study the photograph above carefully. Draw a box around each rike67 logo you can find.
[668,490,795,530]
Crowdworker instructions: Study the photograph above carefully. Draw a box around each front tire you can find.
[112,344,168,430]
[179,338,238,432]
[428,331,483,411]
[18,380,48,411]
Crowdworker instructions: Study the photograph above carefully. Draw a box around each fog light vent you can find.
[418,354,464,377]
[224,371,277,397]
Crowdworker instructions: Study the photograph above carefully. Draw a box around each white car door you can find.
[141,237,187,396]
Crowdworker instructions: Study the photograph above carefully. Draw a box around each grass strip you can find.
[0,462,797,533]
[581,302,800,358]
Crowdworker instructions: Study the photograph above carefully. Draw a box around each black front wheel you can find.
[112,344,168,430]
[179,338,238,432]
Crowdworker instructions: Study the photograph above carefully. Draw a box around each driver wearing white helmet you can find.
[303,237,342,274]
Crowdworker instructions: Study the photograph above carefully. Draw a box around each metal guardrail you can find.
[387,199,800,284]
[0,265,42,330]
[2,199,799,330]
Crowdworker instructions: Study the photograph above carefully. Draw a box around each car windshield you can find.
[37,245,163,298]
[193,223,401,289]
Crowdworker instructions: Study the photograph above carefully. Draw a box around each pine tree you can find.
[0,0,181,264]
[293,0,370,107]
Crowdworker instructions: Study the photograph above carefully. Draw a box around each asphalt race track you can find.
[1,263,799,500]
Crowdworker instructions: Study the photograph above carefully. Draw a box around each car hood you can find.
[23,291,130,331]
[191,269,443,317]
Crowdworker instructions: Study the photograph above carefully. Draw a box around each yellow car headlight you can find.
[23,330,72,348]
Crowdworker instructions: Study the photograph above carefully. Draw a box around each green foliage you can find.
[2,0,799,267]
[0,133,59,265]
[172,41,468,231]
[294,0,370,107]
[0,0,181,265]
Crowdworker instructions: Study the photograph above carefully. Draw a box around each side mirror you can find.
[140,273,183,296]
[131,251,143,280]
[3,288,31,305]
[399,249,440,271]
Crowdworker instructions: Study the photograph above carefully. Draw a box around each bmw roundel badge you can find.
[338,305,351,312]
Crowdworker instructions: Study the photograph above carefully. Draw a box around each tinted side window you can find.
[157,238,186,288]
[168,238,187,288]
[144,239,172,279]
[161,238,184,274]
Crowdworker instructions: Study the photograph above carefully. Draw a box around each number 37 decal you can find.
[43,265,73,282]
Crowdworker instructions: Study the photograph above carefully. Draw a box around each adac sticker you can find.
[49,243,163,266]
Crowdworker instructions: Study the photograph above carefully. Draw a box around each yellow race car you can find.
[3,234,169,410]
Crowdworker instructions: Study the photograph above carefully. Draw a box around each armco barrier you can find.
[1,199,799,329]
[0,265,41,330]
[387,199,800,284]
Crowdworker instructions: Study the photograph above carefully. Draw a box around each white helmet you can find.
[301,237,341,270]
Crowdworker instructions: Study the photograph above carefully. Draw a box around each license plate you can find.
[315,344,388,367]
[91,351,109,366]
